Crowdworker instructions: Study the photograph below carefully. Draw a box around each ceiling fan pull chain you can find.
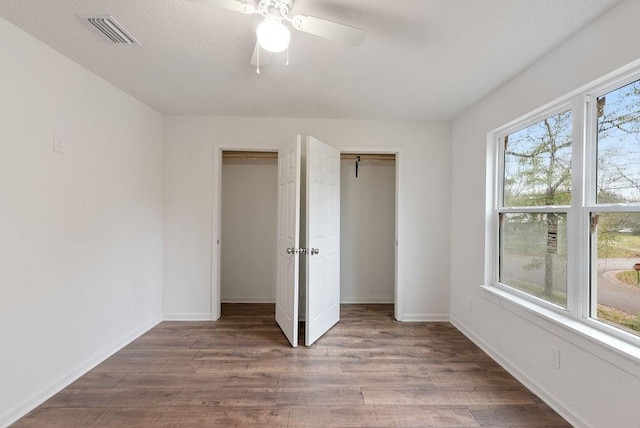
[256,43,261,74]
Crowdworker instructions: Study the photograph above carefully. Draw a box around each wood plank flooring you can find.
[14,304,569,427]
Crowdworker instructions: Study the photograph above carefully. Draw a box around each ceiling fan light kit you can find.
[255,0,292,53]
[189,0,365,71]
[257,17,290,52]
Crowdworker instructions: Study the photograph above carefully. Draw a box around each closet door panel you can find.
[305,136,341,346]
[275,137,302,347]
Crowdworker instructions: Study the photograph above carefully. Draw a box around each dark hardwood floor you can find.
[14,304,569,427]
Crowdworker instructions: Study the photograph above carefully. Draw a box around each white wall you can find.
[341,158,395,303]
[450,1,640,426]
[221,158,278,302]
[0,18,163,426]
[163,118,451,321]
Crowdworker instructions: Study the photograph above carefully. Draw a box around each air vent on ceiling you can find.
[77,14,141,46]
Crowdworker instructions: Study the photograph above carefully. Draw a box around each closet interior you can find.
[220,150,396,309]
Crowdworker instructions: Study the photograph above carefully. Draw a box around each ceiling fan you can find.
[188,0,366,70]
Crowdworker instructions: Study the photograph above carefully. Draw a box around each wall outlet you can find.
[53,133,65,153]
[466,298,473,312]
[550,347,560,369]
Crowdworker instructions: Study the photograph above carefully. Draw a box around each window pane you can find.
[499,212,567,307]
[596,79,640,203]
[590,212,640,337]
[503,111,572,207]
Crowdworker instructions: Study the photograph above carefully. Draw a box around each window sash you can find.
[497,211,569,309]
[497,103,574,211]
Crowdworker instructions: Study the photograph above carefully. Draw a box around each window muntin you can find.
[499,212,567,307]
[596,79,640,204]
[503,110,572,207]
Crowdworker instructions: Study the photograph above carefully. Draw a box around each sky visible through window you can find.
[597,79,640,204]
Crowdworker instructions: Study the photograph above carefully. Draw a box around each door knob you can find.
[286,247,317,255]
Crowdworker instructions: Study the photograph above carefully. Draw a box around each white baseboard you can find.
[449,315,589,428]
[0,316,162,428]
[399,313,450,322]
[162,312,213,321]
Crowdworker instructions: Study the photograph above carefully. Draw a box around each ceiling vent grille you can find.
[77,14,141,45]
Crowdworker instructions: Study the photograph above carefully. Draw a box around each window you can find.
[493,70,640,345]
[498,110,572,307]
[589,79,640,337]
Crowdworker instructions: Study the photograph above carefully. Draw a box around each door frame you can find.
[338,146,403,321]
[212,143,279,320]
[211,143,404,322]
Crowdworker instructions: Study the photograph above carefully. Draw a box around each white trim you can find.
[212,145,222,321]
[485,132,499,288]
[493,281,570,316]
[163,313,213,321]
[495,101,574,140]
[0,317,161,427]
[212,144,279,321]
[450,315,590,428]
[338,145,404,321]
[212,143,405,323]
[401,314,449,322]
[584,204,640,212]
[498,206,570,213]
[568,94,586,320]
[586,66,640,103]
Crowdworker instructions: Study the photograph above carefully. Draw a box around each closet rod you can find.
[340,153,396,161]
[222,151,278,160]
[222,151,395,161]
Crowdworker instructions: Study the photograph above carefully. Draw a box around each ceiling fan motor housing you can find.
[258,0,294,18]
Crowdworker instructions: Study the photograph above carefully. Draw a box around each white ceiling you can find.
[0,0,622,121]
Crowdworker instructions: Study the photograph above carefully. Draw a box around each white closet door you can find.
[305,136,341,346]
[275,137,301,347]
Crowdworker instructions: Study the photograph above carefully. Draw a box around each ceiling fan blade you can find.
[291,14,365,46]
[250,41,272,66]
[187,0,256,14]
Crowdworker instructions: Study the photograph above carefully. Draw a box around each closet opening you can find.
[216,148,400,323]
[220,150,278,306]
[340,153,396,308]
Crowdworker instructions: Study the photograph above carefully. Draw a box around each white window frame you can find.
[493,101,575,315]
[581,70,640,344]
[486,62,640,359]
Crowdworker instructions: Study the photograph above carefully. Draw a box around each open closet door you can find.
[305,136,341,346]
[275,137,302,347]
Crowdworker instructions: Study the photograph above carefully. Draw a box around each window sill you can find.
[481,284,640,378]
